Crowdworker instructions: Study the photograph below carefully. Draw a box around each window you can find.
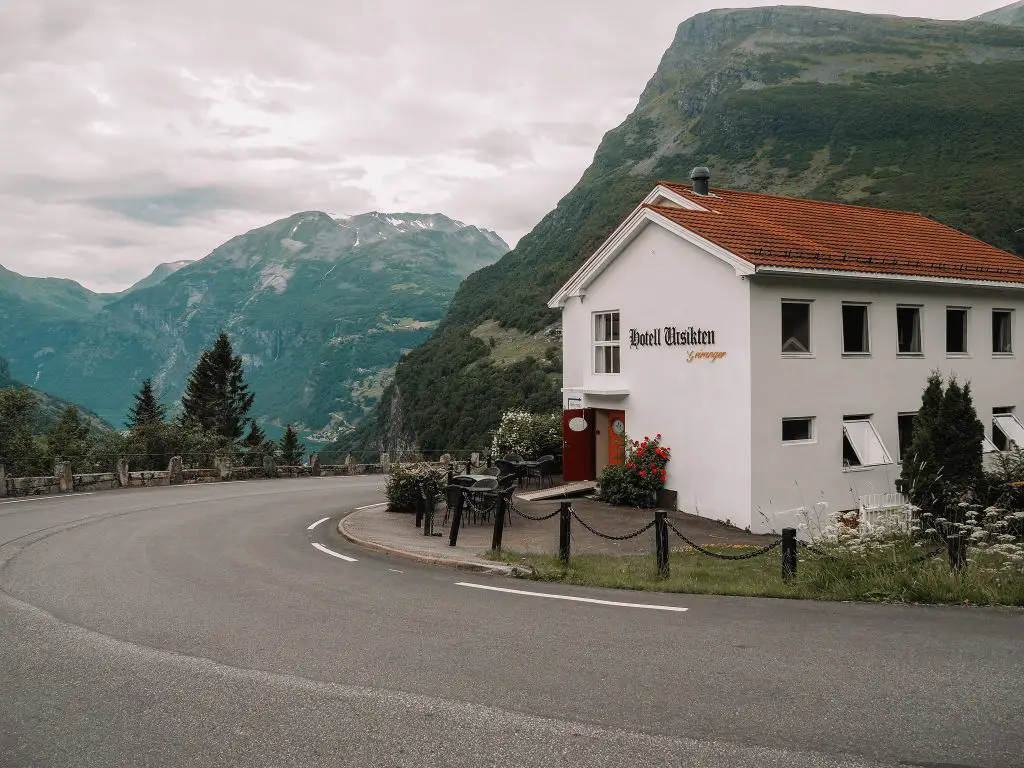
[946,307,969,355]
[593,311,620,374]
[781,301,811,355]
[782,417,814,442]
[992,408,1024,451]
[993,310,1013,355]
[842,416,892,468]
[897,413,916,461]
[842,303,870,354]
[896,306,922,355]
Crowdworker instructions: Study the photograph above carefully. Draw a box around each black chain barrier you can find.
[569,507,656,541]
[510,500,561,522]
[666,519,783,560]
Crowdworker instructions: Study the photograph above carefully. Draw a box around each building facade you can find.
[550,172,1024,533]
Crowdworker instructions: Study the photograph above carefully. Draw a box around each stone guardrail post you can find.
[168,456,183,485]
[215,456,230,480]
[116,458,129,488]
[310,454,321,477]
[381,453,391,474]
[263,454,278,478]
[0,464,7,497]
[57,461,74,493]
[345,454,356,475]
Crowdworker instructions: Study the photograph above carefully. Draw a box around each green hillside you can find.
[0,357,111,435]
[336,4,1024,457]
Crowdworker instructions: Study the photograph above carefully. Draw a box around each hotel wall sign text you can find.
[629,326,727,362]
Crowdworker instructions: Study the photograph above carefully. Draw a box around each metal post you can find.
[655,510,669,578]
[423,484,433,536]
[415,482,423,528]
[465,459,472,475]
[781,527,797,583]
[448,488,465,547]
[491,492,506,551]
[446,466,454,487]
[947,533,967,570]
[558,501,571,566]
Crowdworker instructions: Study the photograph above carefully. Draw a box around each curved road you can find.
[1,478,1020,767]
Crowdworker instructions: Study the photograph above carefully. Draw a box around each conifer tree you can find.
[48,406,90,467]
[127,378,166,429]
[900,371,944,505]
[243,421,267,449]
[936,378,984,494]
[278,424,305,466]
[180,332,255,440]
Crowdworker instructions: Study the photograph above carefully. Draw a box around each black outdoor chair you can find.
[503,453,524,463]
[480,466,501,478]
[525,455,556,488]
[495,459,522,486]
[467,476,499,523]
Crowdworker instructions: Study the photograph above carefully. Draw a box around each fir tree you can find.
[900,371,944,505]
[127,378,166,429]
[180,332,255,440]
[48,406,90,467]
[278,424,306,466]
[937,378,984,494]
[243,421,267,449]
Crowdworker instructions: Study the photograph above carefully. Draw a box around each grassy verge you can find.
[488,545,1024,606]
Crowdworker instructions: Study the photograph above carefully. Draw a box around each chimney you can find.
[690,166,711,196]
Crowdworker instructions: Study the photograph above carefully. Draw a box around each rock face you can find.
[342,4,1024,455]
[0,211,507,437]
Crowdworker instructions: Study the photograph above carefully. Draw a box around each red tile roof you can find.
[649,182,1024,283]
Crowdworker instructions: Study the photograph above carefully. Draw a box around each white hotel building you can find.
[549,169,1024,533]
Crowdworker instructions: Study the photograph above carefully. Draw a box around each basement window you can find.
[897,413,916,461]
[782,417,815,443]
[993,310,1013,355]
[842,416,892,469]
[781,300,812,355]
[993,409,1024,451]
[842,303,870,355]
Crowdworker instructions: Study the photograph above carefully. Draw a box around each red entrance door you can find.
[561,408,595,481]
[608,410,626,466]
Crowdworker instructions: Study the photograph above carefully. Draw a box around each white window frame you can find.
[992,309,1013,356]
[841,302,871,356]
[896,304,923,356]
[781,299,813,357]
[945,306,970,357]
[842,417,892,470]
[781,417,815,444]
[592,310,620,375]
[993,412,1024,451]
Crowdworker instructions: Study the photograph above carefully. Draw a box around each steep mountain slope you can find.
[973,0,1024,26]
[341,4,1024,456]
[0,212,506,434]
[120,260,195,295]
[0,357,110,434]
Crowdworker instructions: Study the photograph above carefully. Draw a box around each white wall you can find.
[749,276,1024,533]
[561,223,754,528]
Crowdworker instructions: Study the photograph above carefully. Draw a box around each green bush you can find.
[385,463,444,513]
[597,434,671,508]
[490,410,561,460]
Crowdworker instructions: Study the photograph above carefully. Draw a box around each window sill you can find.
[841,352,871,358]
[781,353,814,359]
[842,463,892,473]
[946,353,970,359]
[897,352,924,358]
[782,439,816,446]
[993,353,1014,358]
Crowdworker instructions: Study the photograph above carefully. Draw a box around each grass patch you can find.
[489,545,1024,606]
[470,319,551,367]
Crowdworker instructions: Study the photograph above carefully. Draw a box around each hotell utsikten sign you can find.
[629,326,726,362]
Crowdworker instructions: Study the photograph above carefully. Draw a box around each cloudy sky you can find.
[1,0,1010,292]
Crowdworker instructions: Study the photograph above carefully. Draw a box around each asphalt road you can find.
[1,478,1021,768]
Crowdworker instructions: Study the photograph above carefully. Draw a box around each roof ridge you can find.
[657,181,927,219]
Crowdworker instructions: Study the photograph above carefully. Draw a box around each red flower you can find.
[639,470,646,477]
[656,433,662,439]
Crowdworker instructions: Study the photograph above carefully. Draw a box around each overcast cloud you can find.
[0,0,1009,291]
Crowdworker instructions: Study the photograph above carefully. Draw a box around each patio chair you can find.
[503,453,524,463]
[468,476,500,523]
[525,455,556,488]
[480,466,501,477]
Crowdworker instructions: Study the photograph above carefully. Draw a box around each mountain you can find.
[973,1,1024,26]
[0,357,111,434]
[0,212,507,436]
[121,260,195,295]
[338,4,1024,456]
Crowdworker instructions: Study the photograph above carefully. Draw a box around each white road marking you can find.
[455,583,689,612]
[388,568,404,573]
[307,517,330,530]
[355,502,387,510]
[311,543,357,562]
[1,493,95,505]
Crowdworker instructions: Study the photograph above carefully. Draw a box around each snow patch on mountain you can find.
[280,238,305,252]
